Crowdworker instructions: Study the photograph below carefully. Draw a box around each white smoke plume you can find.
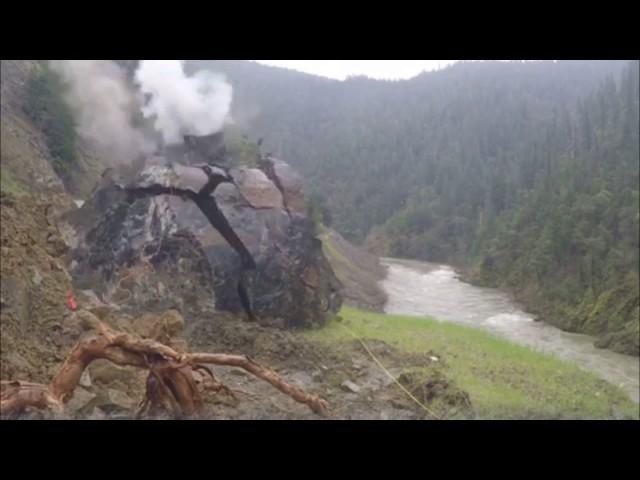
[135,60,233,145]
[48,60,154,164]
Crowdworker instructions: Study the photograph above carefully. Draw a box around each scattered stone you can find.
[340,380,361,393]
[79,369,92,388]
[66,387,97,413]
[31,267,43,286]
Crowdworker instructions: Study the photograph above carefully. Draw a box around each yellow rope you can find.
[338,322,442,420]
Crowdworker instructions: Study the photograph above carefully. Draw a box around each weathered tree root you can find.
[1,320,329,419]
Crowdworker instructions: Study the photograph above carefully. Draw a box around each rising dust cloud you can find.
[49,60,233,163]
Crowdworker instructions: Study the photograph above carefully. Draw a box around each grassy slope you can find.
[0,169,29,197]
[304,307,639,419]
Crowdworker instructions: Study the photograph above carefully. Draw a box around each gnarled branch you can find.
[1,319,328,418]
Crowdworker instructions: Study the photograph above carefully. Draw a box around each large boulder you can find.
[63,145,343,329]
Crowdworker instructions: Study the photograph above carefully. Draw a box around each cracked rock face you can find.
[259,157,306,215]
[64,148,343,329]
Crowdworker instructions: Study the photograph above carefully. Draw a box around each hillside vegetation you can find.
[1,60,103,200]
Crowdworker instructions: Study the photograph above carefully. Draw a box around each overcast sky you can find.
[254,60,458,80]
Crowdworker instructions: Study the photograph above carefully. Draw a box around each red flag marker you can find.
[66,291,78,311]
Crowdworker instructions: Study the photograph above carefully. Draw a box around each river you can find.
[381,258,640,403]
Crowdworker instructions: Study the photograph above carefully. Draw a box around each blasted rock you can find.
[65,153,342,329]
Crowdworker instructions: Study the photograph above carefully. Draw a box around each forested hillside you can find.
[472,61,639,353]
[185,60,639,353]
[186,60,627,240]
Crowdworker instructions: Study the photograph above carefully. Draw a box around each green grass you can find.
[304,307,639,419]
[0,170,29,197]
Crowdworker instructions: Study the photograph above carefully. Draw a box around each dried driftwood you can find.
[0,319,329,419]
